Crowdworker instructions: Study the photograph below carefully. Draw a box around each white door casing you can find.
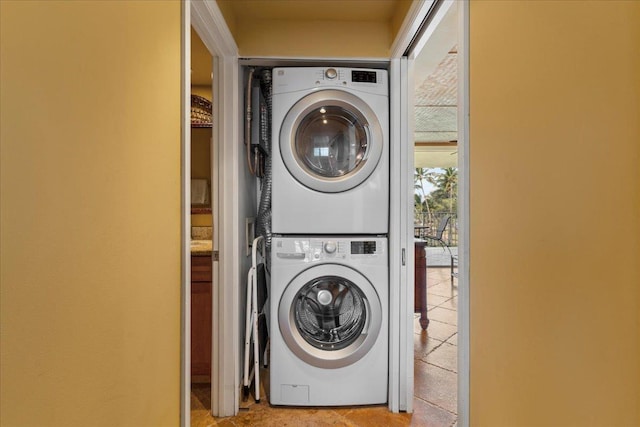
[180,5,191,426]
[390,0,470,423]
[456,2,470,425]
[387,59,402,413]
[188,0,240,421]
[183,0,470,422]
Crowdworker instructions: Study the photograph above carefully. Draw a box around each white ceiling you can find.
[413,1,458,168]
[415,51,457,142]
[415,143,457,168]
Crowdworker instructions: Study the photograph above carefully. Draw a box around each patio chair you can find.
[423,215,457,291]
[423,215,452,255]
[451,254,458,290]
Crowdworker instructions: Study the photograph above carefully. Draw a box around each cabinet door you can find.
[191,281,212,378]
[191,255,213,282]
[191,256,212,379]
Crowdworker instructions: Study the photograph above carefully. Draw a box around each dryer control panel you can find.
[272,67,388,97]
[274,237,386,264]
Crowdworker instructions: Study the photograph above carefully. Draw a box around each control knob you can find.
[325,68,337,79]
[324,241,337,254]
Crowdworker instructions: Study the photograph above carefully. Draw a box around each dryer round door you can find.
[279,90,384,193]
[278,264,382,369]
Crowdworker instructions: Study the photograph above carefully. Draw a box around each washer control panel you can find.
[274,237,385,263]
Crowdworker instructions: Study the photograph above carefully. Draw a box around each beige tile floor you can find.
[192,267,457,426]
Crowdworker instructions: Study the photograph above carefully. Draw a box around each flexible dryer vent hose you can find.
[256,69,273,252]
[245,67,257,176]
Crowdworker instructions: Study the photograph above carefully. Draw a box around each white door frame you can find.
[388,58,401,413]
[180,5,191,426]
[183,1,240,424]
[456,3,470,424]
[390,0,470,424]
[182,0,470,423]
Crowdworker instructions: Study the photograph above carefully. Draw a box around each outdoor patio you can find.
[414,212,458,268]
[414,266,458,427]
[425,246,458,268]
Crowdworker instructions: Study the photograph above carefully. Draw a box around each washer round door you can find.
[279,90,384,193]
[278,264,382,369]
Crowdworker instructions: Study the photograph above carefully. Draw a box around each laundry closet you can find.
[240,64,391,407]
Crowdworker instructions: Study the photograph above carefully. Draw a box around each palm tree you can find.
[414,194,426,224]
[414,168,436,224]
[435,167,458,213]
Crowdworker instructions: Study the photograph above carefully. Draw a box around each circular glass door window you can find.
[294,106,368,178]
[293,276,367,351]
[278,264,382,368]
[279,90,384,193]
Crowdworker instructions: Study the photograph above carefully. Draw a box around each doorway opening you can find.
[408,1,466,425]
[181,1,470,425]
[189,26,215,425]
[184,2,254,422]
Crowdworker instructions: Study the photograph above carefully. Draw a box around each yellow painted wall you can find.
[215,0,237,38]
[191,214,213,228]
[234,20,390,58]
[191,28,213,86]
[191,124,212,180]
[216,0,398,57]
[0,1,181,426]
[470,1,640,425]
[390,0,413,43]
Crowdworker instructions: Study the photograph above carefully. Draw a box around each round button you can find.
[325,68,337,79]
[324,241,337,253]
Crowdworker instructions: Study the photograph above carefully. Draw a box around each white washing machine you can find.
[269,236,388,406]
[271,67,389,234]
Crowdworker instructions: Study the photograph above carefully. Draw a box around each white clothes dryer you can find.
[271,67,389,235]
[269,236,388,406]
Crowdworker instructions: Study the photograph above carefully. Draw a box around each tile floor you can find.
[192,267,458,426]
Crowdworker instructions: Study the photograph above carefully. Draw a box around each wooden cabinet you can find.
[414,241,429,329]
[191,255,212,380]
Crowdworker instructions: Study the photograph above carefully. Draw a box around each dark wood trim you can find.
[191,207,212,214]
[414,141,458,147]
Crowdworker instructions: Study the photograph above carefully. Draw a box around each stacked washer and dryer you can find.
[269,67,390,406]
